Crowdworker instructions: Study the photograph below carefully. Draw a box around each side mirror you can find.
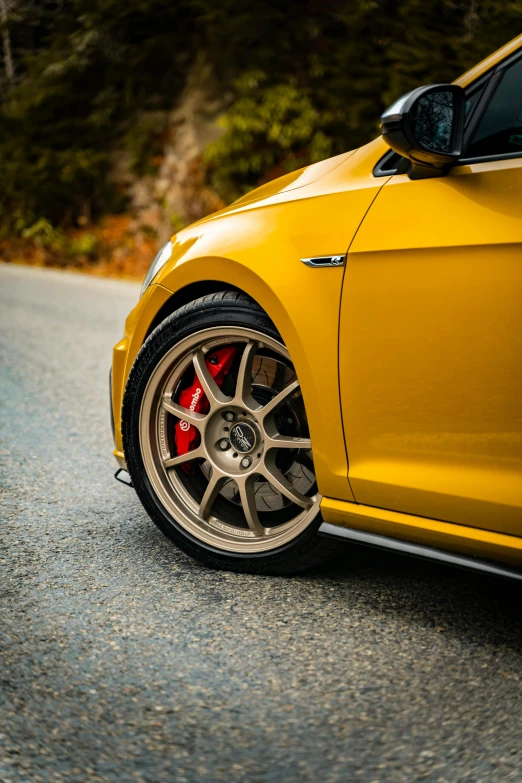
[380,84,465,179]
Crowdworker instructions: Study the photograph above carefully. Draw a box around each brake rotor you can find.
[198,353,315,512]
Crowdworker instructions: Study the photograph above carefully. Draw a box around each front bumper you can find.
[110,283,174,472]
[110,364,127,469]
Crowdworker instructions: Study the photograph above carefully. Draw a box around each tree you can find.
[0,0,520,230]
[0,0,15,83]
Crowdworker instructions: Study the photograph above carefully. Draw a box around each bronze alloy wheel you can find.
[123,291,337,573]
[138,326,321,554]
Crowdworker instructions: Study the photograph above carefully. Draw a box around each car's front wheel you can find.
[122,291,335,574]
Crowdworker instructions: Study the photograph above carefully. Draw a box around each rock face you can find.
[155,55,226,241]
[119,54,226,248]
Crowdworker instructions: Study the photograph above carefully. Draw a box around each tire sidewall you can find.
[122,294,326,574]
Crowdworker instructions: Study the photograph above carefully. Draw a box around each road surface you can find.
[1,263,521,783]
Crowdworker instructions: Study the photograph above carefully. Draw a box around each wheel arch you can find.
[153,253,352,501]
[145,280,244,340]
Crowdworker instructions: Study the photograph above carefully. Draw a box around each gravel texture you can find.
[1,262,522,783]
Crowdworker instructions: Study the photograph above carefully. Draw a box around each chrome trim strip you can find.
[300,255,345,268]
[318,522,522,581]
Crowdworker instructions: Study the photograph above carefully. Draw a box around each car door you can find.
[339,52,522,535]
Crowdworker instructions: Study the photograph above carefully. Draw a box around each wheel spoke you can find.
[162,396,207,428]
[163,446,204,469]
[142,325,321,552]
[193,350,231,408]
[260,379,300,420]
[199,469,227,520]
[234,341,259,409]
[260,456,314,508]
[265,434,312,451]
[236,476,265,536]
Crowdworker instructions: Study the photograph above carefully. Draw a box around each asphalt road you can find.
[1,262,522,783]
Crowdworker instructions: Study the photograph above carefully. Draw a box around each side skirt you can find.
[319,521,522,581]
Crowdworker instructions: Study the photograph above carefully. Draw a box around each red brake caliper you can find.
[174,346,237,473]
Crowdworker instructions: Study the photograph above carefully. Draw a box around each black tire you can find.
[122,290,337,574]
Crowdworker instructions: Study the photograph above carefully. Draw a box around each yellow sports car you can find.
[111,35,522,577]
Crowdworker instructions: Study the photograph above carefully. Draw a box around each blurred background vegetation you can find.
[0,0,520,276]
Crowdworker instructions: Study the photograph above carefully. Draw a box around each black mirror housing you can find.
[380,84,465,178]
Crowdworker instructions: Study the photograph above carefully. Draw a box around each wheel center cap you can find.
[230,422,257,454]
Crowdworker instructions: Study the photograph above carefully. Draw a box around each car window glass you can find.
[464,89,482,121]
[466,58,522,158]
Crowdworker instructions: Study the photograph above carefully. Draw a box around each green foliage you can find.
[204,0,522,200]
[0,0,197,229]
[68,233,98,258]
[21,218,64,251]
[206,72,335,201]
[169,212,185,232]
[0,0,521,224]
